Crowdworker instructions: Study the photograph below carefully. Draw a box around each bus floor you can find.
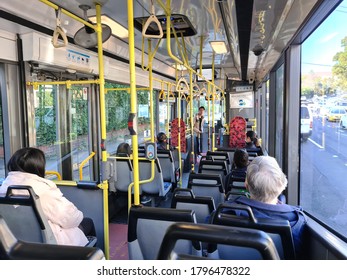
[107,156,203,260]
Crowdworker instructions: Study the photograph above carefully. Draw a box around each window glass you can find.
[0,95,4,181]
[105,83,131,155]
[34,85,59,175]
[275,64,284,168]
[265,80,269,152]
[70,86,92,181]
[105,83,156,154]
[34,84,94,181]
[300,0,347,237]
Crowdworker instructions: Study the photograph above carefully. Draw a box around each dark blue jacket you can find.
[224,196,307,257]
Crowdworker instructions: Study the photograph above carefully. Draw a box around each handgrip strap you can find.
[52,8,68,48]
[142,4,163,39]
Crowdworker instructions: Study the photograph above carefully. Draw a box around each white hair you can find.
[245,156,287,203]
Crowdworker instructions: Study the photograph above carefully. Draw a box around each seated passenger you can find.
[245,130,258,149]
[116,142,132,156]
[224,156,307,257]
[0,147,94,246]
[231,148,249,178]
[157,132,175,151]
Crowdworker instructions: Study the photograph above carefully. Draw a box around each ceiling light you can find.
[209,41,228,54]
[89,15,128,38]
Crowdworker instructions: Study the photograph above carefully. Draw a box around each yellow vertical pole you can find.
[208,84,211,151]
[190,70,195,172]
[166,83,170,146]
[148,39,155,143]
[211,52,216,151]
[127,0,140,205]
[95,3,109,260]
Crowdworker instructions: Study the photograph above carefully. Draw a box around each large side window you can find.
[105,83,156,154]
[0,94,4,180]
[34,84,94,181]
[300,0,347,238]
[275,64,284,167]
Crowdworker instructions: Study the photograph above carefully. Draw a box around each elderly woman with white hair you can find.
[225,156,307,258]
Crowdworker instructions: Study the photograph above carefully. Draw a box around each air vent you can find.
[134,14,197,38]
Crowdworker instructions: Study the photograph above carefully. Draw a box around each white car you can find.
[301,105,313,141]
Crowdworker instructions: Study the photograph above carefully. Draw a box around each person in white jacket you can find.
[0,147,89,246]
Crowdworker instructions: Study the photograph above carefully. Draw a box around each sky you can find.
[301,0,347,74]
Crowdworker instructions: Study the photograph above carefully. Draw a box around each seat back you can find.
[128,205,201,260]
[157,150,176,183]
[108,156,133,193]
[188,173,225,206]
[0,185,57,244]
[139,158,171,197]
[198,160,228,185]
[211,203,295,259]
[157,222,280,260]
[206,151,232,172]
[225,171,246,194]
[171,189,215,224]
[0,216,104,260]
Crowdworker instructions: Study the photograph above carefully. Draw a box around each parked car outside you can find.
[301,105,313,142]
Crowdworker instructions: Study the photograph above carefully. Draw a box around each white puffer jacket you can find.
[0,171,88,246]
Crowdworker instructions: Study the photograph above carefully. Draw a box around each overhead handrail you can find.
[45,171,62,181]
[52,8,68,48]
[79,152,96,180]
[175,77,189,93]
[39,0,95,31]
[27,80,100,90]
[142,0,163,39]
[155,0,224,93]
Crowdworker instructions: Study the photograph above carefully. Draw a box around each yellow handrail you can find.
[128,158,155,210]
[128,0,140,207]
[27,80,100,90]
[79,152,96,181]
[45,171,62,181]
[39,0,95,30]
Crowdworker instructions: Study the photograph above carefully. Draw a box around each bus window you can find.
[34,85,59,175]
[275,64,284,168]
[105,83,131,155]
[300,0,347,239]
[0,97,4,181]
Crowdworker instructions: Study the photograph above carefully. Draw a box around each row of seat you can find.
[127,204,294,260]
[108,149,180,203]
[0,185,104,260]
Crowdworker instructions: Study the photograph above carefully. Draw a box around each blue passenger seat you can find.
[157,222,280,260]
[128,205,202,260]
[210,203,295,259]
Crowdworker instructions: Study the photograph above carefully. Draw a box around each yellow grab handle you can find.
[142,14,164,39]
[52,26,68,48]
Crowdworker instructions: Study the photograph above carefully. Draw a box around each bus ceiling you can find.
[0,0,324,83]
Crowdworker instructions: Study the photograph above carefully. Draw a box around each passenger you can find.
[116,142,151,204]
[224,156,307,257]
[193,106,205,155]
[157,132,175,151]
[245,130,257,149]
[116,142,132,156]
[231,148,249,178]
[0,147,94,246]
